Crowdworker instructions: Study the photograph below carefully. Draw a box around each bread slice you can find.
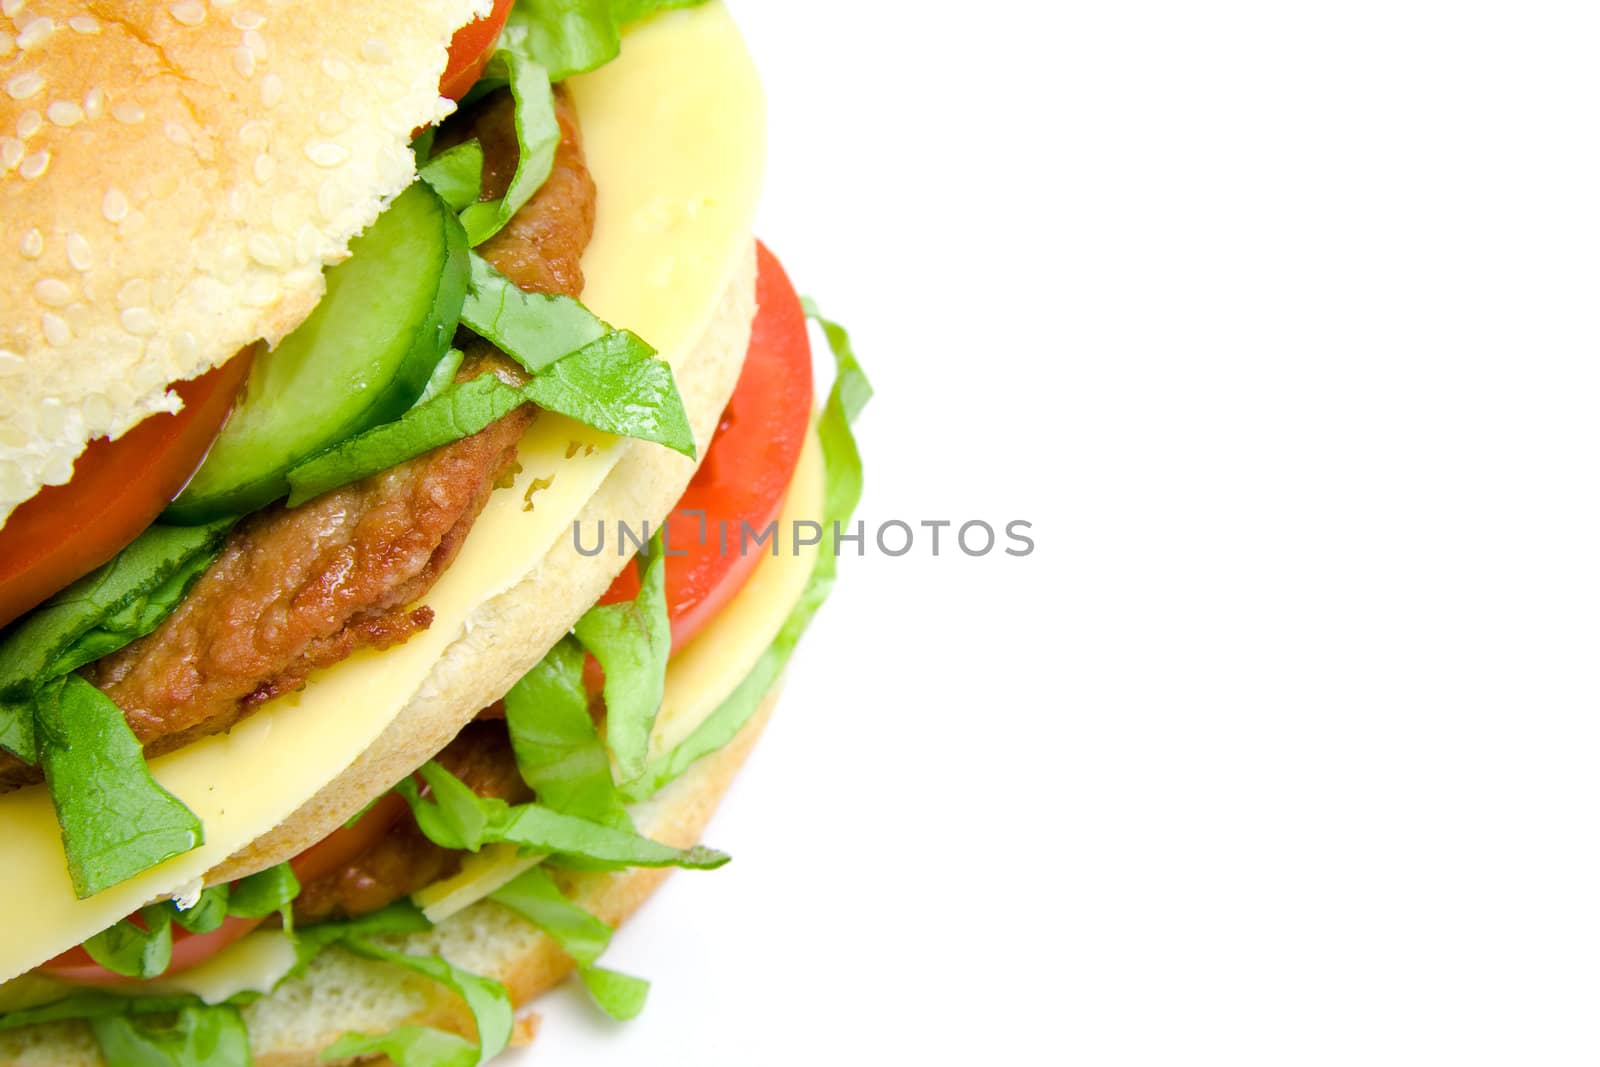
[0,688,780,1066]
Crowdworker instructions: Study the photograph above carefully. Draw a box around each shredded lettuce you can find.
[332,939,513,1067]
[397,763,727,870]
[0,520,231,763]
[460,254,607,373]
[490,866,648,1020]
[573,533,671,784]
[83,907,176,980]
[459,51,559,246]
[625,301,872,800]
[324,1026,481,1067]
[502,0,710,82]
[526,331,696,457]
[171,887,229,935]
[419,141,485,212]
[503,636,633,829]
[289,901,434,971]
[37,677,203,898]
[90,1002,250,1067]
[0,992,197,1033]
[228,862,301,936]
[417,346,467,406]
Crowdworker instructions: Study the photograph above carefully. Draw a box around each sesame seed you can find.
[231,9,263,29]
[65,233,92,271]
[361,38,391,64]
[83,87,104,119]
[46,100,82,126]
[117,278,149,308]
[7,72,44,100]
[33,278,72,307]
[169,1,205,27]
[243,27,265,57]
[164,122,190,145]
[120,307,157,335]
[111,101,144,124]
[232,45,255,77]
[16,15,51,48]
[316,110,346,134]
[173,330,198,359]
[81,393,111,428]
[102,187,129,222]
[294,222,320,263]
[16,109,40,138]
[67,14,98,33]
[40,312,70,347]
[247,233,282,267]
[317,180,344,221]
[18,149,48,179]
[252,151,275,184]
[320,56,352,81]
[305,141,348,167]
[0,137,19,169]
[243,277,280,307]
[1,0,26,18]
[260,71,283,107]
[19,229,42,258]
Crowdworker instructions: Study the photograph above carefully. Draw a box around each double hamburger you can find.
[0,1,867,1062]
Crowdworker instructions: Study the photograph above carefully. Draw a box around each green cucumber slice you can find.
[166,182,469,522]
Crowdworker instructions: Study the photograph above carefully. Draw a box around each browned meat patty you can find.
[293,722,530,922]
[0,86,596,791]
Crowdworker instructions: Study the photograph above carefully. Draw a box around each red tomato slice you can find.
[287,790,412,887]
[37,915,266,986]
[440,0,514,102]
[598,242,815,648]
[0,349,253,629]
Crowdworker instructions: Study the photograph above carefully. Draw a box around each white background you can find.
[529,3,1600,1064]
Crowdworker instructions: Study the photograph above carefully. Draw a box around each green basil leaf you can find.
[502,0,619,82]
[525,330,695,457]
[324,1026,479,1067]
[460,253,608,374]
[628,301,872,799]
[90,1002,250,1067]
[38,676,203,898]
[168,886,229,935]
[577,966,650,1021]
[419,140,485,212]
[83,907,173,979]
[400,762,727,870]
[339,940,513,1067]
[284,374,527,506]
[0,520,232,762]
[228,862,300,925]
[573,533,670,783]
[459,51,558,246]
[503,637,632,828]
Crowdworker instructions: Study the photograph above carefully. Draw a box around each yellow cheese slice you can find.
[143,930,298,1006]
[0,1,764,984]
[414,430,823,924]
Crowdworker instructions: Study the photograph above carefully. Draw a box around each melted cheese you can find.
[0,2,764,984]
[143,931,298,1006]
[413,431,823,924]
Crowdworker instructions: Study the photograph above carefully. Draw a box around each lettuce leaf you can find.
[83,906,174,979]
[0,992,196,1032]
[228,862,301,936]
[90,1002,250,1067]
[503,636,633,829]
[397,763,727,870]
[38,676,203,898]
[460,253,607,373]
[419,141,485,212]
[526,331,696,457]
[0,520,231,763]
[334,939,513,1067]
[290,901,434,971]
[625,301,872,800]
[417,347,467,406]
[490,866,648,1020]
[324,1026,480,1067]
[573,533,671,784]
[502,0,710,82]
[458,52,559,246]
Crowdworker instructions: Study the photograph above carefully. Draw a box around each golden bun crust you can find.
[0,0,488,524]
[205,244,757,885]
[0,688,781,1067]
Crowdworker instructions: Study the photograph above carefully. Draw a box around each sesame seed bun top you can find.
[0,0,489,527]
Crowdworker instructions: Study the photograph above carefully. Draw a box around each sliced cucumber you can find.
[167,182,469,522]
